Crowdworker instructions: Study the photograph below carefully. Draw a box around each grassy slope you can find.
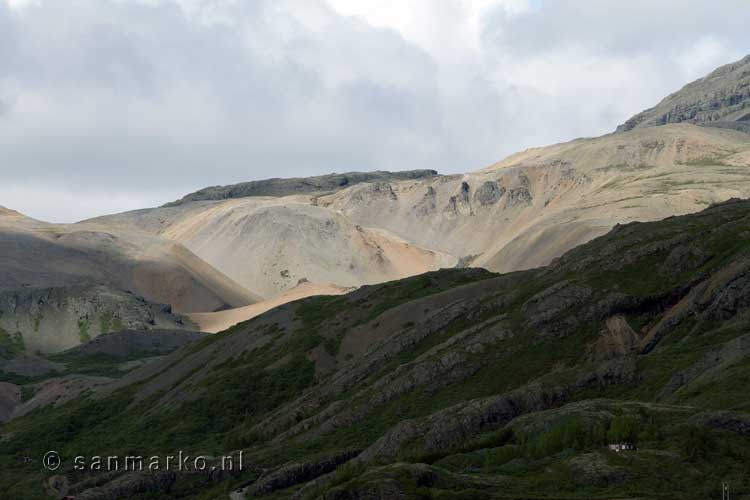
[2,201,750,499]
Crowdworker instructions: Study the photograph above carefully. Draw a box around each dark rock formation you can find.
[473,181,505,206]
[617,54,750,132]
[165,170,439,206]
[414,186,437,216]
[443,182,473,216]
[250,449,360,496]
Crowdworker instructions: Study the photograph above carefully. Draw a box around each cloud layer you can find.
[0,0,748,221]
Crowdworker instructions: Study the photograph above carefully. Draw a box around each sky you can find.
[0,0,748,222]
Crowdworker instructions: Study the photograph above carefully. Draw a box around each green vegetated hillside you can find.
[3,199,750,499]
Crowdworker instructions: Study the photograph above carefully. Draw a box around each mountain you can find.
[84,57,750,299]
[91,195,457,298]
[0,209,260,352]
[3,199,750,499]
[617,54,750,132]
[325,123,750,273]
[5,56,750,355]
[95,122,750,298]
[2,56,750,499]
[164,170,439,206]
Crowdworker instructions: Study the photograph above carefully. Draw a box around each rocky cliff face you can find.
[0,285,193,353]
[617,54,750,132]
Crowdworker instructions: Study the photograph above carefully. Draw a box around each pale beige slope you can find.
[89,125,750,295]
[322,124,750,273]
[93,197,457,298]
[189,281,351,333]
[0,209,260,313]
[0,205,23,218]
[481,124,750,271]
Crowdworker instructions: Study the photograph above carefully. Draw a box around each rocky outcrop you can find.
[590,316,642,361]
[658,333,750,400]
[358,384,569,463]
[164,170,439,206]
[0,285,193,354]
[641,258,750,353]
[473,181,505,206]
[617,54,750,132]
[413,186,437,216]
[696,412,750,435]
[250,449,360,496]
[443,182,473,217]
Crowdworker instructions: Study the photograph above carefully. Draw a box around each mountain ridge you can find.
[163,169,440,206]
[617,54,750,132]
[4,56,750,355]
[83,122,750,311]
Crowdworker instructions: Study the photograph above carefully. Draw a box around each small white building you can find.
[608,442,636,452]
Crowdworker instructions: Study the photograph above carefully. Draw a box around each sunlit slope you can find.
[325,124,750,273]
[94,197,457,298]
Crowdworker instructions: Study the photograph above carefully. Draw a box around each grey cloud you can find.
[484,0,750,56]
[0,0,443,197]
[0,0,747,222]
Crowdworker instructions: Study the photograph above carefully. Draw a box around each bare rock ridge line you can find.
[163,169,439,206]
[617,54,750,132]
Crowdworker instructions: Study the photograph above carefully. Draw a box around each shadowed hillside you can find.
[3,199,750,499]
[0,209,261,352]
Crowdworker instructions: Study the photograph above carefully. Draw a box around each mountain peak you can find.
[617,54,750,133]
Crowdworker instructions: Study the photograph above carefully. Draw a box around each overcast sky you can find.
[0,0,748,222]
